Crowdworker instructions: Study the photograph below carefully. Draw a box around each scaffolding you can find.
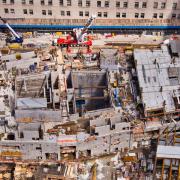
[153,124,180,180]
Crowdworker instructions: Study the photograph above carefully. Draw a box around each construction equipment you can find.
[0,17,23,44]
[122,153,138,162]
[56,15,96,50]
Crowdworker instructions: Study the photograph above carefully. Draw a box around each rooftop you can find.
[134,45,180,115]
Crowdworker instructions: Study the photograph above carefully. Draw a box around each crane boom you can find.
[0,16,23,43]
[83,14,96,32]
[76,15,96,43]
[0,17,20,39]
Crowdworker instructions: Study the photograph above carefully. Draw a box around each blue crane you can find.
[0,17,23,44]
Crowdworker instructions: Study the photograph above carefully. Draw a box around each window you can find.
[78,0,82,7]
[122,13,126,18]
[123,2,128,8]
[104,12,108,17]
[61,10,65,16]
[10,9,15,14]
[59,0,63,5]
[67,0,71,6]
[153,2,158,9]
[172,14,176,18]
[161,2,166,9]
[97,1,101,7]
[159,13,163,18]
[23,9,28,14]
[85,11,89,16]
[79,11,83,16]
[153,13,157,18]
[42,10,46,15]
[172,3,177,10]
[29,0,33,4]
[105,1,109,7]
[66,11,70,16]
[4,8,8,13]
[2,0,6,4]
[134,2,139,8]
[135,13,139,18]
[22,0,26,4]
[86,0,90,7]
[41,0,45,5]
[29,9,33,14]
[10,0,14,4]
[48,0,52,5]
[20,132,24,138]
[48,10,52,15]
[36,147,42,150]
[116,12,120,18]
[98,12,102,17]
[116,1,120,8]
[141,13,145,18]
[142,2,147,8]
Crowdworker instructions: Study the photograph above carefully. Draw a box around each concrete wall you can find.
[77,131,132,157]
[110,132,131,153]
[0,141,61,160]
[15,109,63,122]
[0,0,179,20]
[77,136,110,157]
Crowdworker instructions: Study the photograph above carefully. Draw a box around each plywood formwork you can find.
[15,109,62,122]
[70,70,111,112]
[15,73,48,98]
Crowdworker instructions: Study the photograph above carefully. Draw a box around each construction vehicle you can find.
[55,15,96,52]
[0,17,23,44]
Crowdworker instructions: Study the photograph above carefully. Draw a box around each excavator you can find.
[0,17,23,44]
[56,15,96,48]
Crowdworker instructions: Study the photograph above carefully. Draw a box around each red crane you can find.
[56,15,96,53]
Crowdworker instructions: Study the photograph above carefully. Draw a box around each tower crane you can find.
[0,17,23,44]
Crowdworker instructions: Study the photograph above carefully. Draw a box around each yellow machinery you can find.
[0,151,22,157]
[8,43,22,49]
[55,32,62,36]
[91,163,97,180]
[122,153,138,162]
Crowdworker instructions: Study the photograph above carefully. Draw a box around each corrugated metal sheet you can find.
[157,145,180,159]
[17,98,47,109]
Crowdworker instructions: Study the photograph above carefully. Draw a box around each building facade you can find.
[0,0,180,20]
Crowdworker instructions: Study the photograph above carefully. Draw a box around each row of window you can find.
[3,8,180,19]
[4,8,33,14]
[1,0,179,10]
[1,0,71,6]
[116,12,180,19]
[41,0,72,6]
[3,8,70,16]
[2,0,14,4]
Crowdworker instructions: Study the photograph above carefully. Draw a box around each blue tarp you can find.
[1,24,180,30]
